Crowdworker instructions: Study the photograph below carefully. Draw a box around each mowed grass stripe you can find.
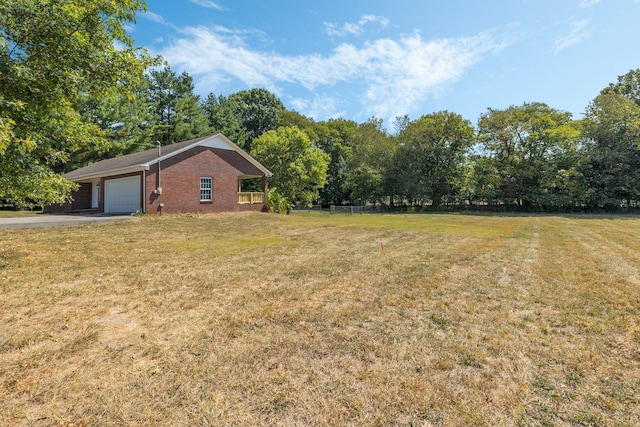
[1,212,639,426]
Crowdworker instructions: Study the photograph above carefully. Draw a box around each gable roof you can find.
[64,134,272,181]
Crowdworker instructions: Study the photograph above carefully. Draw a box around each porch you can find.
[238,192,265,204]
[237,176,266,205]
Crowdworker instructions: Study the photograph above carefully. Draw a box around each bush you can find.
[266,189,293,214]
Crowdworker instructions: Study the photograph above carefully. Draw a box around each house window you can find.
[200,177,212,201]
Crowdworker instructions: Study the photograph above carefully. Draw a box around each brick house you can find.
[46,134,271,214]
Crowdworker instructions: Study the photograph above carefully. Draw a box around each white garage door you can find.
[104,176,141,213]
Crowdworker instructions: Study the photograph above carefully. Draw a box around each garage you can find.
[104,175,141,213]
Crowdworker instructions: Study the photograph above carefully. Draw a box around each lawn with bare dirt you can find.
[1,212,639,426]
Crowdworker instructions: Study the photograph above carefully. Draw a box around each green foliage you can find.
[78,66,212,167]
[278,110,318,141]
[314,119,358,205]
[266,189,293,213]
[395,111,474,207]
[463,155,501,206]
[74,74,156,168]
[203,93,250,149]
[351,118,397,204]
[252,126,329,205]
[312,117,395,206]
[228,88,285,151]
[343,164,383,205]
[477,103,582,209]
[582,92,640,208]
[0,0,157,207]
[601,69,640,107]
[147,66,210,146]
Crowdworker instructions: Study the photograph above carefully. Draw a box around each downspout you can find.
[142,170,146,213]
[152,141,163,200]
[156,141,163,214]
[157,141,162,191]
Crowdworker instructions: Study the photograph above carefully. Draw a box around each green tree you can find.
[228,88,285,151]
[75,74,155,168]
[462,155,501,207]
[394,112,474,207]
[278,110,318,141]
[477,103,580,209]
[601,69,640,106]
[251,126,329,205]
[347,117,397,205]
[0,0,156,207]
[314,119,358,205]
[202,93,250,148]
[582,92,640,208]
[147,67,210,146]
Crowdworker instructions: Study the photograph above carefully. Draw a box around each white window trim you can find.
[200,177,212,202]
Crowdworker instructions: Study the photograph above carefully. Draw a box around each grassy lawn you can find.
[1,212,639,426]
[0,210,39,218]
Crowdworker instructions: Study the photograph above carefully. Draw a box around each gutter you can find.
[65,164,149,182]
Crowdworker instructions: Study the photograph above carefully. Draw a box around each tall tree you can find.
[0,0,156,207]
[251,126,329,205]
[582,92,640,208]
[75,74,155,168]
[315,119,358,205]
[228,88,285,152]
[393,112,474,207]
[278,110,318,141]
[345,117,397,205]
[462,155,501,207]
[477,103,580,209]
[202,93,250,148]
[147,67,210,146]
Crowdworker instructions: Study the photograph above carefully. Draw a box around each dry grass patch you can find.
[1,212,639,426]
[0,210,39,218]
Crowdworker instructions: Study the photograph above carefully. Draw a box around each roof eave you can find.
[64,165,149,182]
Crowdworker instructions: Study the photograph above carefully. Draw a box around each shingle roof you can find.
[64,134,271,181]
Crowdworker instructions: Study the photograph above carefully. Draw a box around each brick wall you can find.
[72,183,92,210]
[44,201,73,214]
[44,183,91,213]
[145,146,267,214]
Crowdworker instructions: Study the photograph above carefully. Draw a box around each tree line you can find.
[78,66,640,212]
[2,1,639,212]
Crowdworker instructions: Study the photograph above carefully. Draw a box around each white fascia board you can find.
[66,165,149,182]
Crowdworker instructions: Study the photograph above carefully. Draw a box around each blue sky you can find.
[132,0,640,127]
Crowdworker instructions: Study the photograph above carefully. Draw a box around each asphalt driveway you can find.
[0,213,139,230]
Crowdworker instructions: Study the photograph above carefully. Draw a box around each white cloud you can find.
[579,0,601,7]
[553,19,590,54]
[289,95,346,120]
[161,26,508,121]
[189,0,225,10]
[141,11,168,25]
[324,15,390,38]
